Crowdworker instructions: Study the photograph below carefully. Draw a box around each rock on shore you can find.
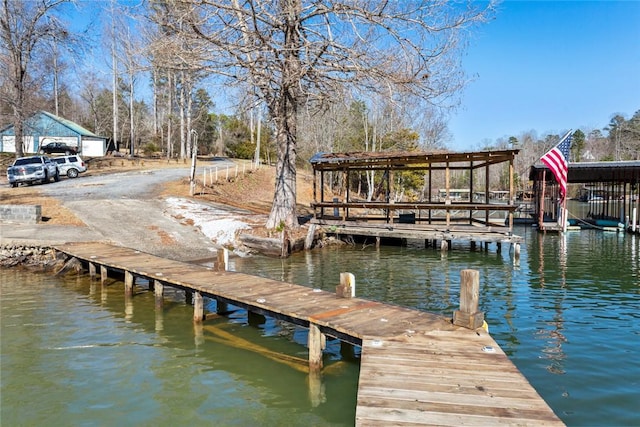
[0,245,64,271]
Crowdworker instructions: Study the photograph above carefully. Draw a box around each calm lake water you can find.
[2,226,639,426]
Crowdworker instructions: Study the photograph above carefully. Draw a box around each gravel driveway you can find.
[2,160,241,262]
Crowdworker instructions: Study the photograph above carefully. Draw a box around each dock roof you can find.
[530,160,640,183]
[310,149,520,171]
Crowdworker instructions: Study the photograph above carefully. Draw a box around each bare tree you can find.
[150,0,495,229]
[145,2,209,159]
[0,0,71,157]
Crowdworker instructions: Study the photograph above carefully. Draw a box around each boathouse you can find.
[309,150,523,252]
[530,160,640,232]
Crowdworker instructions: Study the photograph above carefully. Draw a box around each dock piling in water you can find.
[193,291,204,323]
[216,249,230,314]
[453,269,484,329]
[336,272,355,298]
[124,271,135,296]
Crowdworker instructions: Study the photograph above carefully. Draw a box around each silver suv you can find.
[51,155,87,178]
[7,155,59,187]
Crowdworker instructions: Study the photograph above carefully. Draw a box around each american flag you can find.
[540,131,572,201]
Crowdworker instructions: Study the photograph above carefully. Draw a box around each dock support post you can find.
[193,291,204,323]
[124,271,135,296]
[216,248,228,271]
[496,241,502,253]
[154,280,164,308]
[88,262,96,279]
[248,311,266,326]
[340,341,356,360]
[375,236,380,248]
[440,239,449,251]
[100,265,108,285]
[216,248,229,314]
[308,323,325,371]
[453,269,484,330]
[305,224,317,250]
[470,241,476,251]
[514,243,521,259]
[336,272,355,298]
[633,207,637,233]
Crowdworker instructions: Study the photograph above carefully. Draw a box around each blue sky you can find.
[62,1,639,152]
[448,0,640,151]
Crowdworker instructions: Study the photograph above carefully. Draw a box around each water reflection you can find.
[534,233,569,375]
[1,269,359,426]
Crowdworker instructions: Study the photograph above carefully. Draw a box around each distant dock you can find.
[531,160,640,234]
[53,242,563,426]
[309,150,525,255]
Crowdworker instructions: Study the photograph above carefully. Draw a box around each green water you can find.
[1,271,359,426]
[2,226,639,426]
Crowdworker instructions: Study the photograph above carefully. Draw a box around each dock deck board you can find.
[53,242,563,426]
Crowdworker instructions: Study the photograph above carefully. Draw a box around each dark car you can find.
[39,142,78,155]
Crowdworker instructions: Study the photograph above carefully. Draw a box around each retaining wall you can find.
[0,205,41,223]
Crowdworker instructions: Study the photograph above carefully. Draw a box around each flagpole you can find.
[539,129,573,233]
[560,130,572,233]
[539,170,546,229]
[562,195,568,233]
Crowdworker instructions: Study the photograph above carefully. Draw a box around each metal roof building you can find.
[0,111,107,156]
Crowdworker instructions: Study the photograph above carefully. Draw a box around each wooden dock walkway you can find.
[53,242,563,426]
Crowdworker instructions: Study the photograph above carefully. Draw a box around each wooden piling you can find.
[124,271,134,296]
[308,323,324,371]
[88,262,96,279]
[248,311,266,326]
[100,265,108,284]
[340,341,356,360]
[453,269,484,329]
[154,280,164,308]
[216,249,229,314]
[305,224,317,250]
[193,291,204,323]
[215,248,228,272]
[336,272,355,298]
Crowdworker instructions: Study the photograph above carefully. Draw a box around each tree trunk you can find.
[266,109,298,229]
[111,12,118,155]
[129,70,135,156]
[266,0,301,230]
[12,57,26,157]
[179,71,186,159]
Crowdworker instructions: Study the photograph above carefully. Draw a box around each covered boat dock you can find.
[530,160,640,233]
[309,150,523,252]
